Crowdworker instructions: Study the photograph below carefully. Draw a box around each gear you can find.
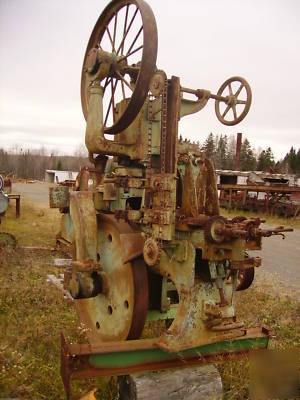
[143,237,160,266]
[149,70,167,97]
[204,216,227,244]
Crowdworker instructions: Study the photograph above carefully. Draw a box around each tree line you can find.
[0,146,90,180]
[0,136,299,180]
[200,133,300,174]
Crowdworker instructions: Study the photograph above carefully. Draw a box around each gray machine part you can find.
[0,191,8,216]
[0,175,4,191]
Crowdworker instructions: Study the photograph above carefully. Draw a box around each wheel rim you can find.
[215,76,252,126]
[75,214,148,343]
[81,0,158,134]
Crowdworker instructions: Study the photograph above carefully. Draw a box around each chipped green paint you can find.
[88,335,268,369]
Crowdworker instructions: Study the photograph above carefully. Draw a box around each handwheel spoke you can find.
[235,83,244,98]
[232,104,237,120]
[126,26,143,56]
[236,99,247,105]
[222,104,231,118]
[117,8,139,55]
[228,82,233,96]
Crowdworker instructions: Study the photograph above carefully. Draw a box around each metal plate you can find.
[75,214,148,344]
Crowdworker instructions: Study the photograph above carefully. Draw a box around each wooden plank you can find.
[54,258,72,267]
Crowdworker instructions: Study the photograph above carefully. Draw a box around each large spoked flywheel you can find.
[75,214,148,344]
[81,0,158,135]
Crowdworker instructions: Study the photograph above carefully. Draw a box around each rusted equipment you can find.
[217,170,300,218]
[7,194,21,218]
[48,1,292,397]
[0,173,12,194]
[0,174,17,248]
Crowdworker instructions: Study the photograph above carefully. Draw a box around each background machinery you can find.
[0,174,16,248]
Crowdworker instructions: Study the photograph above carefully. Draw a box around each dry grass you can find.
[217,272,300,399]
[0,202,113,399]
[221,207,300,229]
[0,201,299,399]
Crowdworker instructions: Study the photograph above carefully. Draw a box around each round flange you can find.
[204,216,227,244]
[75,214,148,343]
[143,237,160,266]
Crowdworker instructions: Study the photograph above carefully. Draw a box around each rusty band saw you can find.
[48,1,292,397]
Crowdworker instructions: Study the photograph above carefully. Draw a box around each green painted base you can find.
[146,306,178,322]
[89,334,268,369]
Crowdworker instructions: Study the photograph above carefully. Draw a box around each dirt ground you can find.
[13,182,52,206]
[12,182,300,299]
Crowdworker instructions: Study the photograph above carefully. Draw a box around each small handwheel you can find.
[81,0,158,135]
[215,76,252,126]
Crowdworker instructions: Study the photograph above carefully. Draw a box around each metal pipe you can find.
[235,132,242,170]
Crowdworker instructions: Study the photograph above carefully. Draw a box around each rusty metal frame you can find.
[61,327,270,399]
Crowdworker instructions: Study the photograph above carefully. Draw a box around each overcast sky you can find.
[0,0,299,160]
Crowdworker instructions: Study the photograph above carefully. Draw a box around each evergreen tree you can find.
[201,133,215,161]
[226,135,237,170]
[215,134,228,169]
[57,159,63,171]
[257,147,275,171]
[240,139,257,171]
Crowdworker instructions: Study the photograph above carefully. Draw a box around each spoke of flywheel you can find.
[113,12,118,52]
[222,104,231,118]
[235,83,244,98]
[236,99,247,105]
[115,71,133,91]
[103,77,112,94]
[121,79,126,99]
[126,26,143,56]
[106,26,115,52]
[118,45,143,63]
[104,79,118,126]
[111,79,116,122]
[117,7,139,55]
[120,5,129,55]
[228,82,233,96]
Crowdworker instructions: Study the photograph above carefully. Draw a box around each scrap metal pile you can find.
[217,171,300,218]
[49,0,292,397]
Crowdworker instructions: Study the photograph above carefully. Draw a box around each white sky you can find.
[0,0,299,160]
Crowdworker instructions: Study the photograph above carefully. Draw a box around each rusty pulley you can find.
[81,0,158,134]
